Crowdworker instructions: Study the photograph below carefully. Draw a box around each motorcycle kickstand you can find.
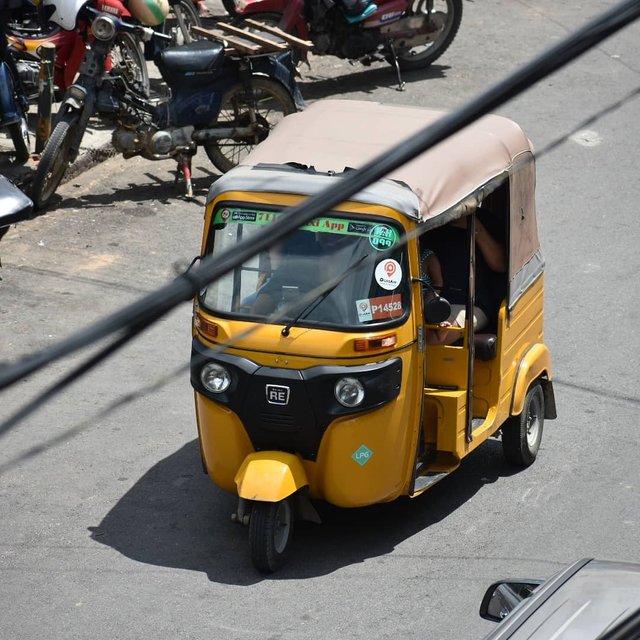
[387,41,406,92]
[175,155,194,199]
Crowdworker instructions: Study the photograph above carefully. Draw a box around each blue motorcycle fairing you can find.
[156,72,240,128]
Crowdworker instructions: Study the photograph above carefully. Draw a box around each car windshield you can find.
[200,205,410,330]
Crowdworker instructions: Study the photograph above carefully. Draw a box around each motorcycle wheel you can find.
[204,76,296,174]
[249,498,294,573]
[7,116,30,165]
[111,33,150,98]
[31,113,78,210]
[392,0,462,70]
[164,0,202,47]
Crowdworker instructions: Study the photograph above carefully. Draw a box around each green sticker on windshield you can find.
[369,224,398,251]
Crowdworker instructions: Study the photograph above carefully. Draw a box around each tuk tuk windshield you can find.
[200,205,410,330]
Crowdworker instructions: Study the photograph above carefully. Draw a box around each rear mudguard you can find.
[252,52,305,110]
[234,451,308,502]
[510,343,556,419]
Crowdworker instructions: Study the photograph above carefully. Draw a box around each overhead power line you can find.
[0,0,639,425]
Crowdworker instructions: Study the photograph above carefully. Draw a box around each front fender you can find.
[234,451,308,502]
[510,343,553,416]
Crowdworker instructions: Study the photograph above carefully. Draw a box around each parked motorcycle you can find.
[0,17,30,164]
[31,6,303,209]
[234,0,462,86]
[6,0,154,101]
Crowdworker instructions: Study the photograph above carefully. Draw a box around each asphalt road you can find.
[1,1,640,639]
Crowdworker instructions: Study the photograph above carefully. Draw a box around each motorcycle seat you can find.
[156,40,226,76]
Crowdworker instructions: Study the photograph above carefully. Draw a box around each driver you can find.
[250,230,351,316]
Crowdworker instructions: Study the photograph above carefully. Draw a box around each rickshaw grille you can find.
[259,413,296,429]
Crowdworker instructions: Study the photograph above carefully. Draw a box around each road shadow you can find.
[88,437,521,584]
[26,161,221,217]
[296,63,449,101]
[146,59,448,104]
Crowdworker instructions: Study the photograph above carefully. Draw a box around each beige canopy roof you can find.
[242,99,534,222]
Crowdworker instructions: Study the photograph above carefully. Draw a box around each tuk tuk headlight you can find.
[201,362,231,394]
[334,377,365,408]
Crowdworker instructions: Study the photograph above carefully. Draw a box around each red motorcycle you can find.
[6,0,152,101]
[231,0,462,86]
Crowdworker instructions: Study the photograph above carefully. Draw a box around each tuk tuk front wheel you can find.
[502,382,544,467]
[249,498,294,573]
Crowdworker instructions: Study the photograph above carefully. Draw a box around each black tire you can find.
[392,0,462,71]
[31,113,78,210]
[165,0,202,47]
[8,116,30,164]
[249,498,294,573]
[502,382,544,467]
[205,77,296,173]
[111,33,150,97]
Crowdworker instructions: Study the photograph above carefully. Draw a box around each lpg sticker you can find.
[375,259,402,290]
[369,224,398,251]
[356,298,373,322]
[352,444,373,466]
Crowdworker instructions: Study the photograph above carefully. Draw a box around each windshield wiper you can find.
[280,255,368,337]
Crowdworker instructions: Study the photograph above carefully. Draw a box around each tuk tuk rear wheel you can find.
[249,498,294,573]
[502,382,544,467]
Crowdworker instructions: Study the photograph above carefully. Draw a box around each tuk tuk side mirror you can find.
[424,295,451,324]
[479,579,543,622]
[0,175,33,238]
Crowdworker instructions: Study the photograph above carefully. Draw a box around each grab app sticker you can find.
[356,299,373,322]
[375,259,402,290]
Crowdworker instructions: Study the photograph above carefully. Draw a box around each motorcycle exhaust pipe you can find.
[192,125,264,141]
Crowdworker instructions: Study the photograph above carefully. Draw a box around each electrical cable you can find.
[1,0,639,433]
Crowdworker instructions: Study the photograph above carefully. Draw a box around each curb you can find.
[0,131,115,195]
[61,140,117,185]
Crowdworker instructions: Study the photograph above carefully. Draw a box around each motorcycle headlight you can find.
[201,363,231,394]
[92,15,117,41]
[334,377,365,408]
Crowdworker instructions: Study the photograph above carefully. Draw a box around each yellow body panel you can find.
[234,452,308,502]
[194,187,552,508]
[311,345,423,506]
[196,340,424,508]
[195,394,254,494]
[421,276,549,461]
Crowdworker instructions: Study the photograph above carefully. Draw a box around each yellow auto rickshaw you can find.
[190,99,556,572]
